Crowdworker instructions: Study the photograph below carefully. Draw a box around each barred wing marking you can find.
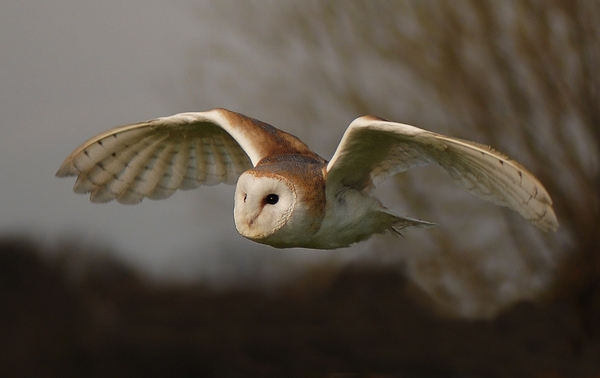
[56,109,314,204]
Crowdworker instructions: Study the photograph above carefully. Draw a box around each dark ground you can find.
[1,237,599,377]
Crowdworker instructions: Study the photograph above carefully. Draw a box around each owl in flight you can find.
[57,108,558,249]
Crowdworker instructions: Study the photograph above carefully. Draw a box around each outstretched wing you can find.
[56,108,315,204]
[326,116,558,232]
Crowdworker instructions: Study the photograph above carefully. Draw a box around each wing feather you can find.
[73,133,167,195]
[206,135,227,185]
[57,108,317,203]
[326,116,558,232]
[127,142,175,199]
[109,135,171,204]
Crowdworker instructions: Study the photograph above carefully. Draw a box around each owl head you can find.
[233,157,326,248]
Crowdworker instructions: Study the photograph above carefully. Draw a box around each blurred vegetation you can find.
[184,0,600,317]
[329,0,600,286]
[1,236,599,376]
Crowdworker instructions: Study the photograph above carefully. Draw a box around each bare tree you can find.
[180,0,599,317]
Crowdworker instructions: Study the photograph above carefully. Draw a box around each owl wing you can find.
[56,108,315,204]
[326,116,558,232]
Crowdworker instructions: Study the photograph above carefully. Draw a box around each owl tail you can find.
[386,213,436,236]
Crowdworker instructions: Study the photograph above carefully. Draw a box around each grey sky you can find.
[0,1,342,281]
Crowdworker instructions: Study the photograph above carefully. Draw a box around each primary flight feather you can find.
[57,108,558,249]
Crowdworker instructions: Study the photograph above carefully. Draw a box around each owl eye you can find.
[265,194,279,205]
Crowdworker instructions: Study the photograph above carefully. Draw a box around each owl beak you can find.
[246,213,258,227]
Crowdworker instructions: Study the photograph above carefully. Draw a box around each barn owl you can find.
[56,108,558,249]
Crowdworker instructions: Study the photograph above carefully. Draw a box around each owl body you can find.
[57,108,558,250]
[310,187,400,249]
[230,152,394,249]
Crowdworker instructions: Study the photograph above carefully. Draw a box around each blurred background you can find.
[1,0,599,376]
